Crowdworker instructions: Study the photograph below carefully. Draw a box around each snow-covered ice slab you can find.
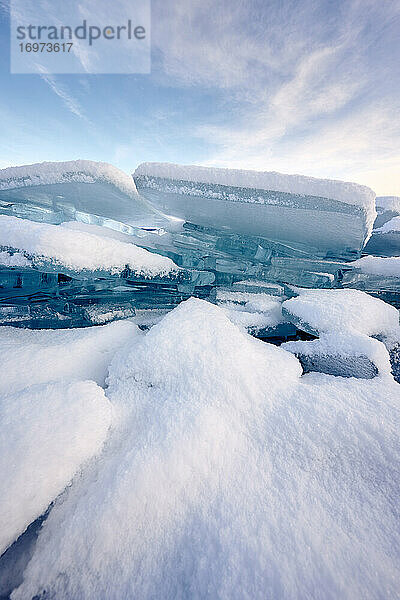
[348,256,400,278]
[342,257,400,300]
[364,216,400,256]
[283,332,391,378]
[282,288,399,337]
[0,160,170,230]
[134,163,376,259]
[374,196,400,228]
[0,215,179,278]
[0,320,138,395]
[216,290,286,335]
[11,299,400,600]
[0,380,112,555]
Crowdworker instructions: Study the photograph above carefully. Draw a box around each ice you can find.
[0,320,138,395]
[282,288,399,337]
[0,380,112,555]
[216,290,285,335]
[134,163,376,259]
[0,160,170,231]
[11,300,400,600]
[374,196,400,228]
[283,332,391,378]
[364,217,400,257]
[0,215,179,277]
[375,216,400,234]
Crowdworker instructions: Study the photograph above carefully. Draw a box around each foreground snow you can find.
[0,380,112,555]
[0,320,138,395]
[0,215,178,276]
[7,299,400,600]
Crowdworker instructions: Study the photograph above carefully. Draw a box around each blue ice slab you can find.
[134,169,374,259]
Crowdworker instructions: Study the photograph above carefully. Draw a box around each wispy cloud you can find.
[152,0,400,193]
[38,68,88,121]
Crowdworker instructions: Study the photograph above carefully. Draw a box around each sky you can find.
[0,0,399,195]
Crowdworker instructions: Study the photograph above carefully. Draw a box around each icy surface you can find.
[282,289,399,336]
[0,160,172,230]
[11,300,400,600]
[134,164,375,257]
[0,215,179,277]
[0,380,112,555]
[0,320,138,395]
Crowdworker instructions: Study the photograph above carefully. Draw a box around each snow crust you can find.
[135,162,376,218]
[0,251,31,267]
[11,299,400,600]
[282,289,399,337]
[0,380,112,555]
[349,256,400,278]
[0,160,139,199]
[0,320,138,396]
[0,215,178,276]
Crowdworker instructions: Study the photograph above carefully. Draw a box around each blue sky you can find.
[0,0,399,194]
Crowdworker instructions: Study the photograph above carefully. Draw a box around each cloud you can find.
[38,69,88,121]
[151,0,399,194]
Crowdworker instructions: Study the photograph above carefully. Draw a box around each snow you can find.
[0,160,139,200]
[349,256,400,278]
[0,215,179,277]
[0,320,138,396]
[0,380,112,555]
[376,196,400,214]
[135,162,375,214]
[0,250,31,267]
[374,215,400,233]
[282,288,399,337]
[283,332,392,377]
[10,299,400,599]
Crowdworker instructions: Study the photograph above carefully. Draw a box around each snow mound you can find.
[282,289,399,336]
[349,256,400,278]
[135,162,375,215]
[0,160,139,199]
[11,300,400,599]
[0,215,178,276]
[0,380,112,555]
[0,320,138,396]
